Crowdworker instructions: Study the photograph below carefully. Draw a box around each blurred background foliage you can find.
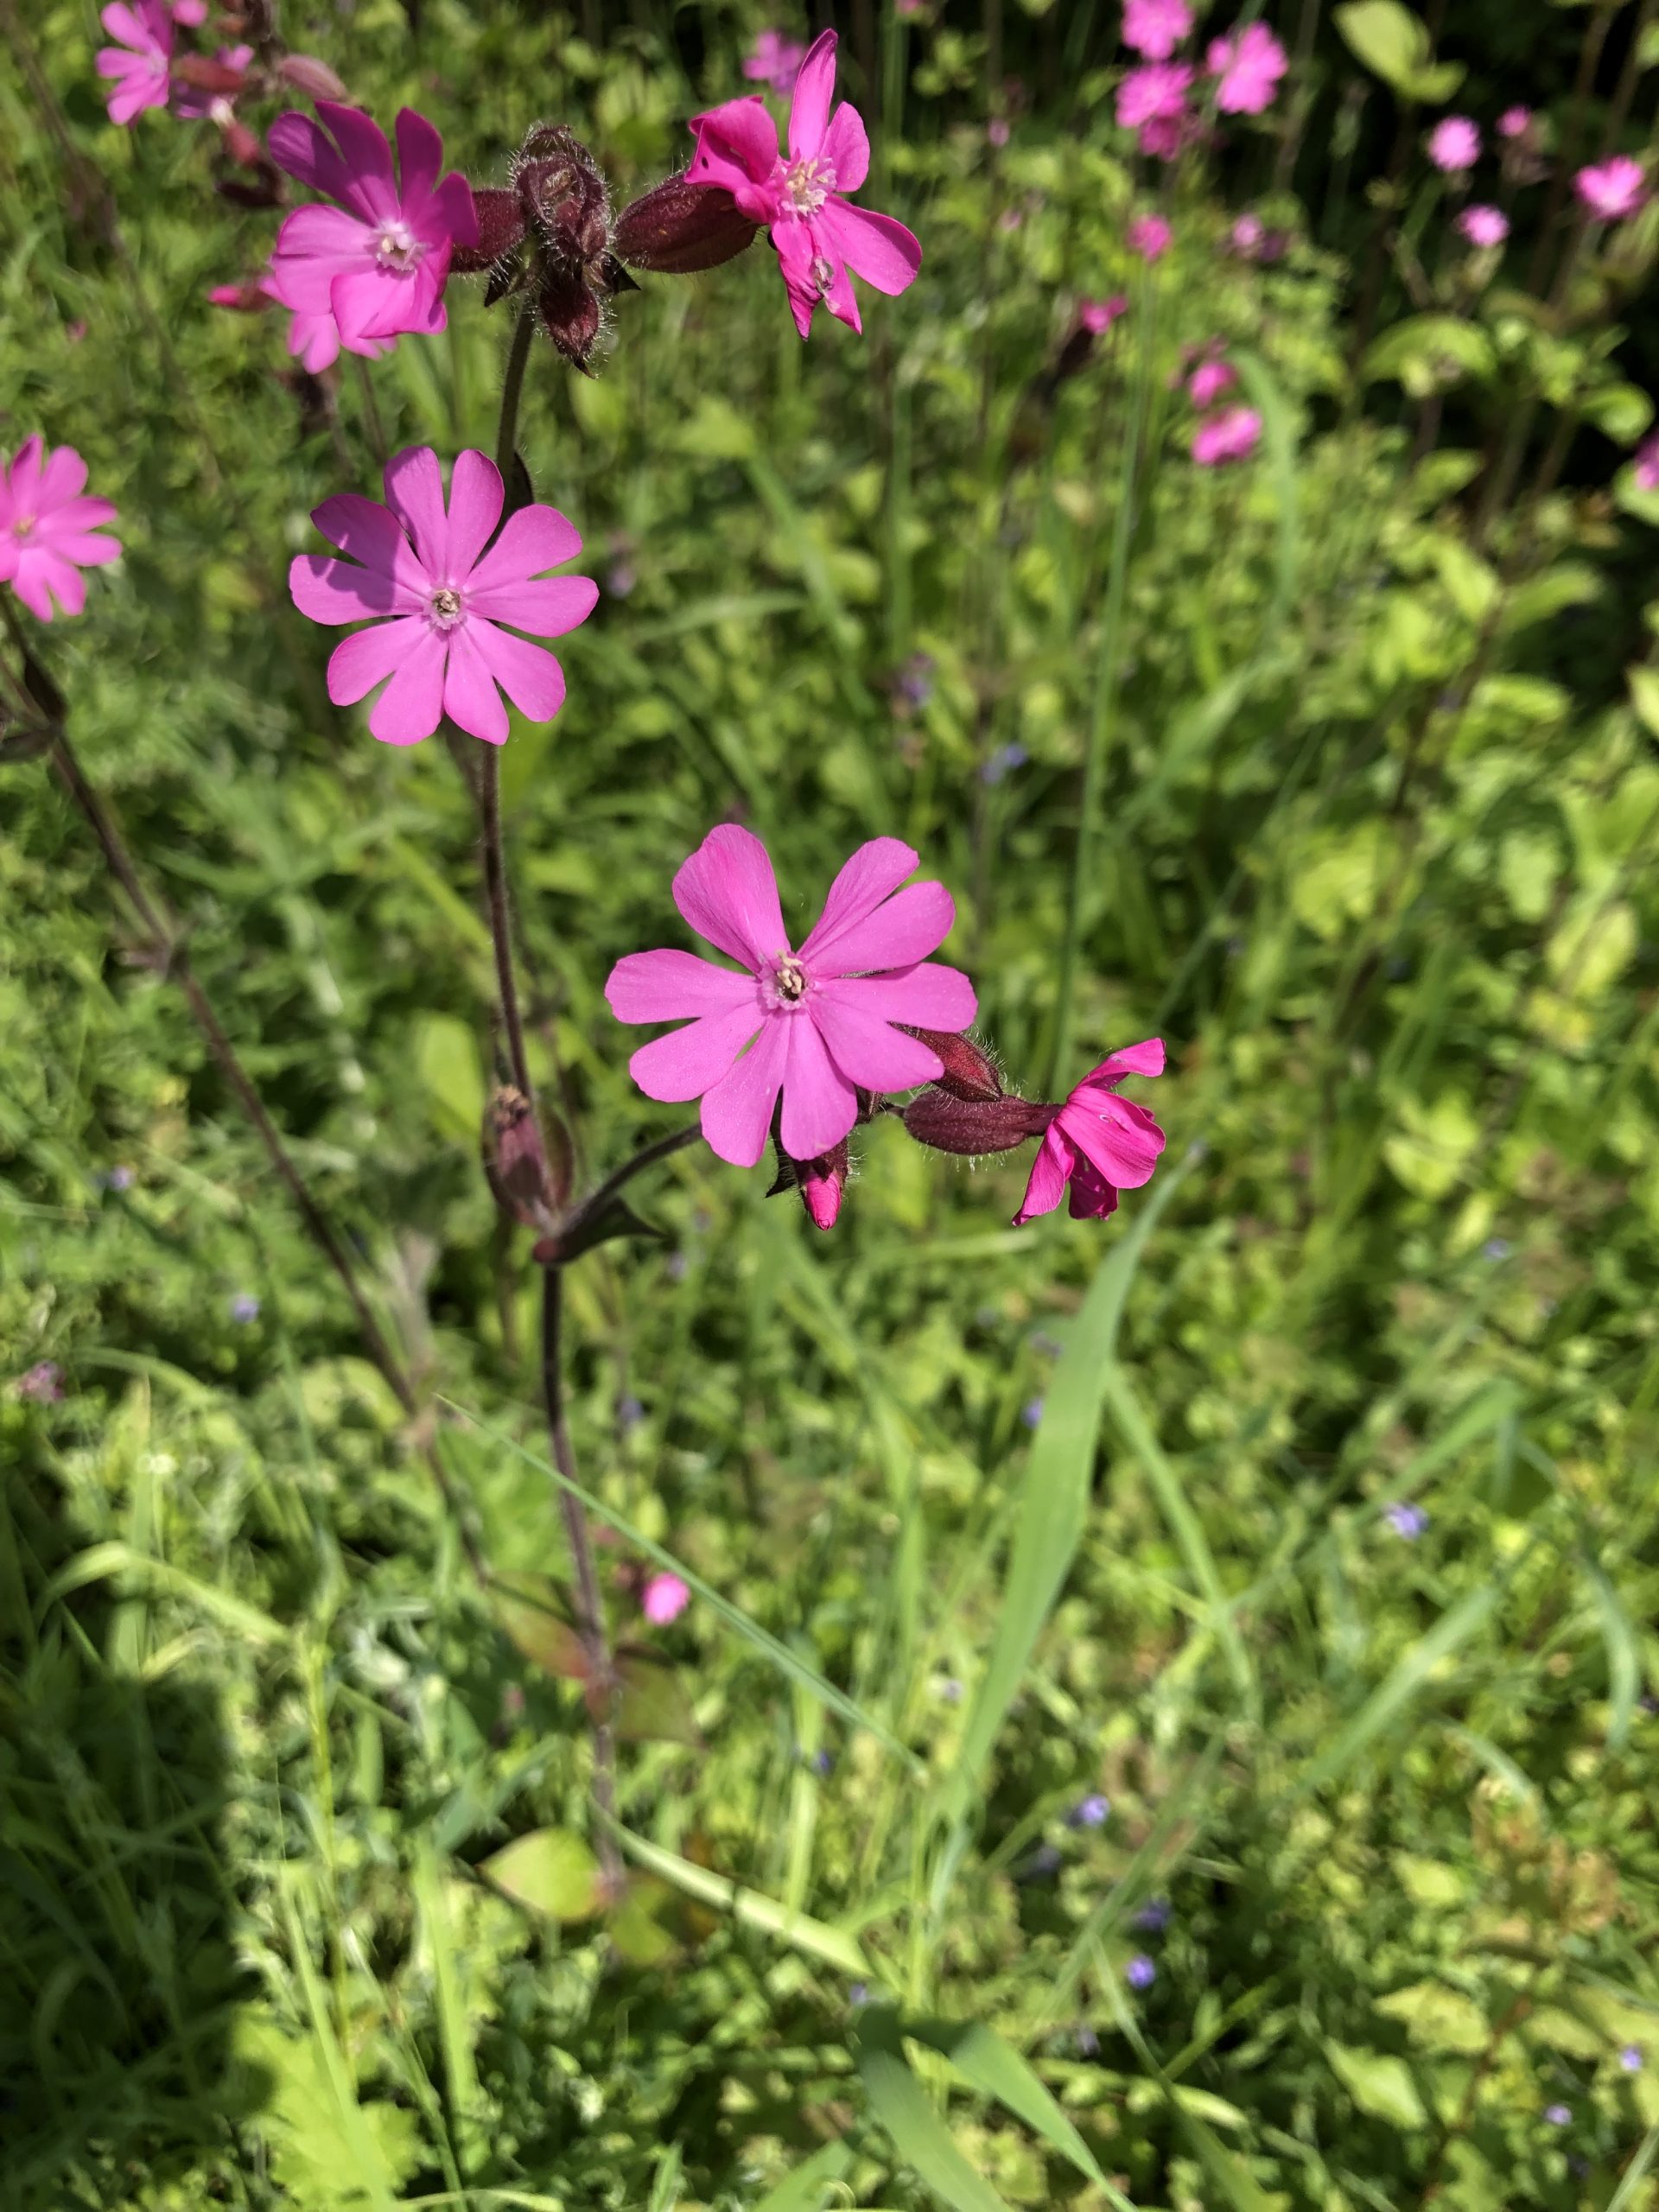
[3,1,1659,2208]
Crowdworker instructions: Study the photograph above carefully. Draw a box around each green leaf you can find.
[1374,1979,1491,2053]
[1363,315,1494,396]
[608,1646,703,1747]
[490,1571,588,1680]
[1628,664,1659,738]
[1325,2041,1428,2128]
[480,1828,603,1922]
[855,2010,1016,2212]
[752,2140,856,2212]
[1334,0,1463,98]
[413,1012,486,1141]
[608,1821,872,1977]
[899,2016,1128,2205]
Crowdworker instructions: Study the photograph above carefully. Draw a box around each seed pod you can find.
[901,1091,1053,1158]
[902,1027,1004,1102]
[613,177,759,275]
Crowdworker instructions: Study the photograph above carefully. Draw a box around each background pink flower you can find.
[641,1572,690,1625]
[1189,357,1236,407]
[686,29,921,338]
[743,29,805,95]
[1128,212,1172,261]
[1123,0,1192,62]
[1206,23,1287,115]
[1116,61,1192,131]
[1192,405,1262,465]
[0,437,121,621]
[1577,156,1646,220]
[606,828,976,1167]
[1457,204,1509,247]
[1497,105,1532,140]
[1015,1041,1166,1225]
[96,1,173,125]
[289,447,597,747]
[266,104,477,359]
[1079,294,1129,334]
[174,41,251,119]
[1427,117,1480,173]
[1634,434,1659,493]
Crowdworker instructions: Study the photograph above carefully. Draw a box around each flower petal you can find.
[700,1019,790,1166]
[1014,1127,1071,1226]
[810,995,941,1093]
[310,490,427,593]
[394,106,442,208]
[36,447,89,508]
[466,504,583,593]
[822,101,870,194]
[779,1015,858,1159]
[379,448,447,578]
[607,949,759,1024]
[816,199,922,295]
[325,614,426,703]
[817,962,976,1032]
[443,449,503,577]
[433,170,480,248]
[1067,1155,1122,1221]
[1086,1036,1165,1084]
[441,621,509,746]
[1058,1093,1165,1190]
[804,880,955,977]
[629,1001,763,1103]
[686,95,780,190]
[267,109,354,202]
[672,823,787,971]
[773,218,820,338]
[468,574,598,636]
[365,625,448,745]
[788,29,839,162]
[799,836,919,962]
[7,436,43,512]
[313,99,397,224]
[466,620,568,722]
[290,551,416,624]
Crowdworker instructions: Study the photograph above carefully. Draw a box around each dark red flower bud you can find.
[903,1028,1005,1102]
[215,169,283,209]
[901,1091,1053,1158]
[174,54,249,94]
[516,125,609,263]
[539,268,601,373]
[483,1084,556,1230]
[277,53,351,103]
[452,186,529,273]
[222,118,265,169]
[613,178,760,275]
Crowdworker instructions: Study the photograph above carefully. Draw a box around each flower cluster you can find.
[1116,9,1287,161]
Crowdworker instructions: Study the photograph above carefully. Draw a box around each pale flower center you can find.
[429,586,465,629]
[374,220,421,270]
[12,515,34,538]
[772,954,809,1004]
[783,156,836,215]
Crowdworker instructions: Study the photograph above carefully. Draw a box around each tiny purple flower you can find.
[1125,1953,1156,1989]
[809,1747,834,1777]
[1621,2045,1643,2073]
[1135,1897,1172,1931]
[230,1292,261,1324]
[982,741,1028,785]
[14,1361,64,1403]
[618,1393,645,1432]
[1481,1237,1511,1262]
[1021,1397,1045,1428]
[1544,2102,1572,2126]
[1386,1502,1429,1539]
[1076,2024,1101,2056]
[1068,1793,1110,1827]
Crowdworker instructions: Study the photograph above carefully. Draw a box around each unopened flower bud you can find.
[222,118,264,168]
[902,1091,1053,1157]
[215,170,284,209]
[173,53,248,94]
[483,1085,556,1230]
[613,177,760,275]
[517,124,608,262]
[767,1136,850,1228]
[904,1028,1004,1102]
[277,52,351,103]
[452,186,529,273]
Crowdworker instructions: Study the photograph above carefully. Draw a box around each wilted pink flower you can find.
[0,438,121,622]
[1079,293,1129,333]
[173,41,251,120]
[744,29,806,95]
[641,1571,690,1624]
[1123,0,1192,61]
[606,827,976,1166]
[289,446,598,747]
[1138,110,1201,160]
[1192,404,1262,464]
[1427,117,1480,173]
[1188,357,1236,406]
[265,104,478,364]
[96,1,173,124]
[1457,203,1509,247]
[1497,105,1532,140]
[1117,61,1192,130]
[1206,22,1287,115]
[1014,1040,1165,1225]
[1577,156,1647,220]
[1128,212,1172,261]
[1634,434,1659,492]
[687,29,921,339]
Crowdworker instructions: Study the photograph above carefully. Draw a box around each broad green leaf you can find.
[1325,2042,1427,2129]
[1630,664,1659,738]
[490,1571,588,1680]
[1374,1979,1490,2053]
[899,2016,1120,2199]
[1582,1557,1640,1748]
[481,1828,603,1922]
[855,2010,1015,2212]
[414,1012,486,1141]
[753,2140,856,2212]
[1335,0,1464,98]
[609,1821,871,1977]
[1363,315,1494,396]
[608,1646,703,1747]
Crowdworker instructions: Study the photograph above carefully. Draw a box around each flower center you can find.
[783,156,836,215]
[12,515,34,538]
[772,954,809,1003]
[374,221,420,270]
[429,586,465,629]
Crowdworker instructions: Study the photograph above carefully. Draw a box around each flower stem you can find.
[478,747,534,1100]
[496,300,537,488]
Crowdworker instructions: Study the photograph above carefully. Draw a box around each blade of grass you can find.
[605,1819,873,1980]
[752,2139,855,2211]
[855,2009,1016,2212]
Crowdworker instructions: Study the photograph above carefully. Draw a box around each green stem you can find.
[1048,269,1158,1091]
[496,300,537,490]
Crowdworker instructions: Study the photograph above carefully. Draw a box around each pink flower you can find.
[1128,212,1172,261]
[1634,434,1659,493]
[1230,212,1264,255]
[1138,111,1201,160]
[606,827,976,1167]
[1188,357,1236,406]
[1079,293,1129,334]
[1497,105,1532,140]
[1205,22,1287,115]
[289,447,598,747]
[1116,61,1192,130]
[96,1,173,125]
[1192,404,1262,464]
[641,1572,690,1625]
[210,276,384,377]
[1456,203,1509,247]
[1014,1041,1166,1225]
[0,438,121,622]
[174,41,251,120]
[686,31,921,339]
[744,29,806,95]
[1577,156,1647,220]
[988,116,1011,147]
[1123,0,1192,61]
[1427,117,1480,173]
[265,104,478,361]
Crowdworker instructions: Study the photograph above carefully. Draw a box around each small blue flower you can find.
[849,1982,869,2007]
[1021,1397,1045,1428]
[1018,1844,1063,1882]
[981,741,1028,785]
[1135,1897,1171,1932]
[1481,1236,1512,1262]
[618,1394,645,1433]
[1067,1794,1110,1829]
[809,1748,834,1777]
[1621,2045,1643,2073]
[1544,2102,1572,2126]
[1125,1954,1156,1990]
[230,1293,261,1324]
[1385,1502,1428,1539]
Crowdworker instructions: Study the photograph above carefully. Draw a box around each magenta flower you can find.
[265,104,478,362]
[0,438,121,622]
[1015,1041,1165,1226]
[13,1360,64,1404]
[1192,404,1262,465]
[1117,61,1192,131]
[1457,204,1509,248]
[797,1144,849,1229]
[95,1,174,124]
[685,29,922,338]
[1577,156,1647,221]
[289,447,598,747]
[1079,293,1129,334]
[1189,357,1237,407]
[1206,23,1287,115]
[1427,117,1480,173]
[1633,434,1659,493]
[1123,0,1192,62]
[1497,105,1532,140]
[1230,212,1264,255]
[641,1572,690,1625]
[606,827,976,1167]
[743,28,806,96]
[1128,212,1172,261]
[208,278,380,377]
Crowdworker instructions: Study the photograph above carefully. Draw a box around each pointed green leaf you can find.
[855,2010,1015,2212]
[481,1828,602,1922]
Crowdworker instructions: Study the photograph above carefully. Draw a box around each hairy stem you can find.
[496,300,537,485]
